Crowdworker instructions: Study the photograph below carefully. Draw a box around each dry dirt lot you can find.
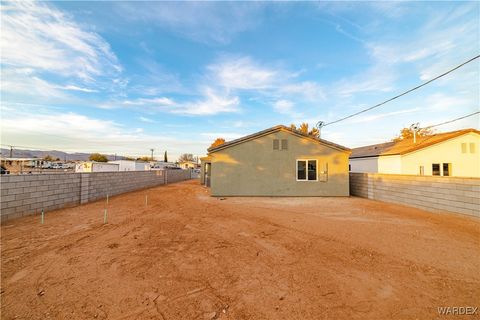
[1,180,479,320]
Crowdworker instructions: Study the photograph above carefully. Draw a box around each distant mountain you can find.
[0,148,126,161]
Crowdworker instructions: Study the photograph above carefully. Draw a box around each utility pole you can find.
[114,153,117,161]
[9,145,13,158]
[410,123,420,144]
[316,121,325,139]
[150,148,154,161]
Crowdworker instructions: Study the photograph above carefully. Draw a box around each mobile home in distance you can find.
[109,160,150,171]
[75,162,119,173]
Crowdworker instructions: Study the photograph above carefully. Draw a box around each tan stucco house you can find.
[349,128,480,177]
[200,125,351,197]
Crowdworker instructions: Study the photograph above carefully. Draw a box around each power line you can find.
[323,54,480,127]
[422,111,480,129]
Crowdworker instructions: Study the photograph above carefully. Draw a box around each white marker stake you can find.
[103,208,108,224]
[41,209,44,224]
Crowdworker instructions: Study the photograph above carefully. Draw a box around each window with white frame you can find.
[297,159,317,181]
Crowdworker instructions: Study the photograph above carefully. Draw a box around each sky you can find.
[1,1,479,160]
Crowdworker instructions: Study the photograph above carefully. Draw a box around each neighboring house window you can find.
[419,166,424,175]
[443,163,451,176]
[432,163,440,176]
[273,139,279,150]
[297,159,317,181]
[281,139,288,150]
[470,143,476,153]
[349,164,351,171]
[461,143,467,153]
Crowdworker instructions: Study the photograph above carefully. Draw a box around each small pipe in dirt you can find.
[106,194,109,205]
[41,209,44,224]
[103,208,108,224]
[145,194,148,206]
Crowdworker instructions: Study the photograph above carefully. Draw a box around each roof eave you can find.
[208,125,350,154]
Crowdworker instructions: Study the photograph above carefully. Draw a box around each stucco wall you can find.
[0,169,192,221]
[378,155,402,174]
[349,157,379,173]
[209,131,350,196]
[350,172,480,217]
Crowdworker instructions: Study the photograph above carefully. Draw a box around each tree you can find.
[290,123,320,138]
[89,153,108,162]
[392,127,434,142]
[43,155,54,161]
[164,150,168,162]
[136,156,152,162]
[178,153,195,162]
[210,138,225,148]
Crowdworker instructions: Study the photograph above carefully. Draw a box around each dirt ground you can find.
[1,180,479,320]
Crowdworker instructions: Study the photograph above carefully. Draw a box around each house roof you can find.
[208,125,351,153]
[350,128,480,159]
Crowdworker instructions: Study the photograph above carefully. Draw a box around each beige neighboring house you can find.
[200,125,351,197]
[349,128,480,177]
[178,160,199,169]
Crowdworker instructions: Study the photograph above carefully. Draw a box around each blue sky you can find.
[1,1,478,160]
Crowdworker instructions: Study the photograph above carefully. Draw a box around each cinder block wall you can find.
[350,173,480,217]
[1,169,192,221]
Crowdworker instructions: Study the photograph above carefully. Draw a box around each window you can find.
[432,163,440,176]
[470,143,476,153]
[419,166,424,175]
[349,164,351,172]
[273,139,279,150]
[281,139,288,150]
[297,159,317,181]
[461,143,467,153]
[443,163,451,176]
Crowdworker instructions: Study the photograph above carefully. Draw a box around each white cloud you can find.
[334,64,396,97]
[57,85,98,93]
[0,105,206,159]
[176,88,240,115]
[346,108,421,124]
[0,1,122,97]
[424,93,471,112]
[123,97,176,107]
[206,56,326,115]
[208,56,278,90]
[273,100,294,114]
[200,132,244,140]
[115,2,265,44]
[280,81,326,102]
[138,116,155,123]
[100,88,239,116]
